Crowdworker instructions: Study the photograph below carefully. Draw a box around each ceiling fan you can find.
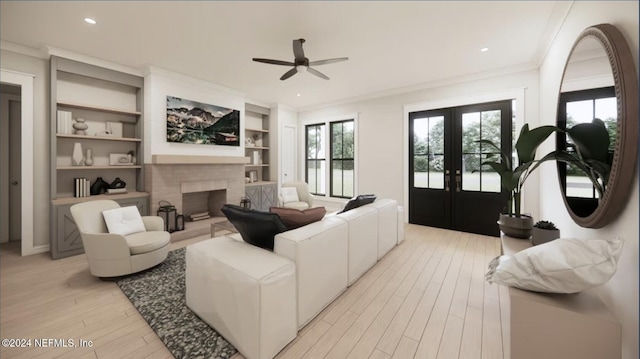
[253,39,348,81]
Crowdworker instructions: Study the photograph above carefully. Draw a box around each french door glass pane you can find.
[413,116,444,189]
[463,110,501,193]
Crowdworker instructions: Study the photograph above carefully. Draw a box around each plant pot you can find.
[497,213,533,239]
[531,228,560,246]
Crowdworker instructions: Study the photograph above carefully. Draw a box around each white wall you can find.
[269,104,298,185]
[0,49,49,249]
[299,69,540,216]
[143,66,246,163]
[538,2,639,359]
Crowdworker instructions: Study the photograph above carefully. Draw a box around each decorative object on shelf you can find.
[157,200,184,233]
[127,150,136,165]
[166,95,240,146]
[109,153,134,166]
[90,177,110,195]
[73,177,90,198]
[85,148,94,166]
[245,137,254,147]
[72,142,84,166]
[248,170,258,183]
[240,197,252,209]
[72,117,88,135]
[252,150,260,165]
[56,110,73,134]
[245,177,251,183]
[531,221,560,246]
[476,124,559,238]
[109,177,126,189]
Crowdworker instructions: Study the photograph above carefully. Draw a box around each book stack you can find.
[106,188,127,195]
[57,110,73,134]
[74,178,90,198]
[189,211,211,222]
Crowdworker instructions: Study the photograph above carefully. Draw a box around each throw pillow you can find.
[102,206,146,236]
[269,206,327,230]
[281,187,300,204]
[486,237,623,294]
[339,194,377,214]
[221,204,288,251]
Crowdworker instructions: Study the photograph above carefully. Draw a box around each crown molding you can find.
[0,40,46,59]
[298,62,538,112]
[45,46,142,76]
[143,64,246,99]
[535,1,574,66]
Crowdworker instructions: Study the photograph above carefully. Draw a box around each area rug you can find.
[116,248,238,359]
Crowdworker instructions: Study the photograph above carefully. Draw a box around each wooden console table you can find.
[501,235,621,359]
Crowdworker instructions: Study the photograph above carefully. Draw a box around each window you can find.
[330,120,355,198]
[305,118,356,198]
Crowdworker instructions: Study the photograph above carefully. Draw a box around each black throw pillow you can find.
[339,194,377,214]
[220,204,288,251]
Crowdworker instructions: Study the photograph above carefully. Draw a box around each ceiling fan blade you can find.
[307,67,330,80]
[252,58,295,66]
[293,39,306,61]
[280,67,298,81]
[309,57,349,66]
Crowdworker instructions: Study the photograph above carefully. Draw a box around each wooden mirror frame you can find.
[556,23,638,228]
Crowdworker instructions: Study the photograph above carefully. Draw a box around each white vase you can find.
[72,142,84,166]
[85,149,94,166]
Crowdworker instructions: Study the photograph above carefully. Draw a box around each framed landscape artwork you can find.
[166,96,240,146]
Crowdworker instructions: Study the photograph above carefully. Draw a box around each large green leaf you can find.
[567,119,610,162]
[476,139,511,170]
[516,125,560,163]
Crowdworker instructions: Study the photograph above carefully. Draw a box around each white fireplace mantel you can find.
[151,154,250,165]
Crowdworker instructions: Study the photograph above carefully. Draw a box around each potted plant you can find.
[477,124,559,238]
[531,220,560,246]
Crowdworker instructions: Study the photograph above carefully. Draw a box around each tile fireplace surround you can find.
[145,162,246,218]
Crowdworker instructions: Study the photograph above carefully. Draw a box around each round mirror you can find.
[556,24,638,228]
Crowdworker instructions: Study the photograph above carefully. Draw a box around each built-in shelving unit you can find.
[244,103,277,210]
[50,56,148,259]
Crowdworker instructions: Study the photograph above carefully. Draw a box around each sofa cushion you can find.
[270,206,326,230]
[102,206,146,236]
[221,204,288,251]
[339,194,377,214]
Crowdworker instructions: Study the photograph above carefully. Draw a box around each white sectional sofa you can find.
[186,199,404,359]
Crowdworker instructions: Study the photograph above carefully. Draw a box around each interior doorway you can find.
[1,85,21,244]
[1,69,35,256]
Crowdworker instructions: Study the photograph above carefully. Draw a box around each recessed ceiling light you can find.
[481,47,489,52]
[84,18,97,25]
[296,93,301,97]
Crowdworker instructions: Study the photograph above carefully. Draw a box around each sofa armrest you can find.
[80,232,131,260]
[142,216,165,232]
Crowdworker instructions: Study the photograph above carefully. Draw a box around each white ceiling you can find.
[0,1,567,109]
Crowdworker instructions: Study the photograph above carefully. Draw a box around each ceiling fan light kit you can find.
[253,38,348,81]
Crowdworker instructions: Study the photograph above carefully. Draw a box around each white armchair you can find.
[70,200,171,278]
[279,181,315,210]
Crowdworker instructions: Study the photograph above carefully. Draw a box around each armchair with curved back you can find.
[70,200,171,278]
[279,181,315,210]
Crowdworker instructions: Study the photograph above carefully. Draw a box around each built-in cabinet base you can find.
[245,182,277,212]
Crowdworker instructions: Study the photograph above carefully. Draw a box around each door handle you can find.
[455,170,461,192]
[11,181,18,186]
[445,170,450,192]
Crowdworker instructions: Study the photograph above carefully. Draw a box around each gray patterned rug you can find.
[117,248,238,359]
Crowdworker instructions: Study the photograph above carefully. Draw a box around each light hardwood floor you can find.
[0,224,510,359]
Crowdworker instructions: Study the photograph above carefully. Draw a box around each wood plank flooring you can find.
[0,224,509,359]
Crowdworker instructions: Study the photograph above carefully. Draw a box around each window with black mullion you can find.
[330,120,354,198]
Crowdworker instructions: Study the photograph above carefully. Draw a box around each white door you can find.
[281,124,296,183]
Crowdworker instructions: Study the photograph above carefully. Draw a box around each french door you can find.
[409,100,512,237]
